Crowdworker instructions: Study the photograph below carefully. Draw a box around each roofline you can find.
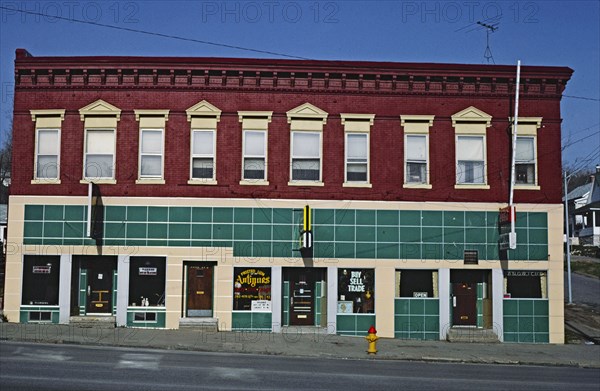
[15,49,573,79]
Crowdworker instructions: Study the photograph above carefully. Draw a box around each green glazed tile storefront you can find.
[18,204,551,342]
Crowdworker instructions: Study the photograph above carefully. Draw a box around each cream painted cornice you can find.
[237,111,273,122]
[508,117,543,127]
[400,115,435,127]
[451,106,492,127]
[79,99,121,121]
[134,110,170,121]
[30,109,65,122]
[286,103,328,124]
[340,113,375,125]
[186,100,222,122]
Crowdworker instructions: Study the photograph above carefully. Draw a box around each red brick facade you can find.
[12,49,572,203]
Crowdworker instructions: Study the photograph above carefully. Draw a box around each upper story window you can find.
[291,131,321,181]
[451,106,492,189]
[186,100,221,185]
[135,110,169,184]
[286,103,328,186]
[78,100,121,184]
[512,117,542,190]
[401,115,434,189]
[341,113,374,188]
[30,110,65,184]
[238,111,272,185]
[456,135,485,184]
[191,130,215,180]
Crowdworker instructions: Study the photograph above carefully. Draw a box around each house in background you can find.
[571,167,600,246]
[4,49,572,343]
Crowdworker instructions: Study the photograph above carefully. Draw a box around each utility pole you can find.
[564,171,573,304]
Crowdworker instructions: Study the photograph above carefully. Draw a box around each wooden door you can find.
[186,264,213,317]
[452,282,477,326]
[289,269,315,326]
[86,262,113,314]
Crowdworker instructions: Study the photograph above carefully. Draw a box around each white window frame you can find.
[511,117,542,190]
[451,107,491,189]
[238,111,272,186]
[34,128,60,182]
[455,135,486,185]
[404,134,429,185]
[83,128,116,182]
[30,110,65,185]
[286,103,328,187]
[138,128,165,180]
[190,129,216,183]
[78,100,121,185]
[341,113,374,188]
[515,136,537,186]
[290,131,323,184]
[401,115,434,189]
[344,132,370,184]
[242,129,268,182]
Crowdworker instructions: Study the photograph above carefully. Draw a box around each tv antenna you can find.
[477,21,499,64]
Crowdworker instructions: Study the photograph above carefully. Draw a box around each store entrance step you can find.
[179,317,219,332]
[70,316,116,329]
[447,327,499,343]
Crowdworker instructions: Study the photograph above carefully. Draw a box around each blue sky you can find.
[1,0,598,170]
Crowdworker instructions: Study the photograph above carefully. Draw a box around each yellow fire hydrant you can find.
[365,325,379,355]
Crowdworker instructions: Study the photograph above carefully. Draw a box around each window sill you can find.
[31,179,61,185]
[239,180,270,186]
[288,181,325,187]
[342,182,372,188]
[454,184,490,190]
[403,183,432,189]
[80,179,117,185]
[188,179,218,186]
[135,179,166,185]
[514,184,541,190]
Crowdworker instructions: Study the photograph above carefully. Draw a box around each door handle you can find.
[87,285,91,296]
[452,296,457,307]
[291,297,293,306]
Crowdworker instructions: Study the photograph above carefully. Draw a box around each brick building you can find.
[4,49,572,343]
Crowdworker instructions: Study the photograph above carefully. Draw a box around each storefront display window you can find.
[233,268,271,311]
[395,270,438,298]
[337,268,374,313]
[22,255,60,305]
[504,271,547,298]
[129,257,166,306]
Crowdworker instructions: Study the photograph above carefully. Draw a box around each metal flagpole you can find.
[508,60,521,249]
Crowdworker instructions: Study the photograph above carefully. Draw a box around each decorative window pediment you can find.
[79,99,121,121]
[286,103,328,124]
[451,106,492,127]
[186,100,222,122]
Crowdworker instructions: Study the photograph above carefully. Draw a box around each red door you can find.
[452,282,477,326]
[289,269,315,326]
[186,264,213,317]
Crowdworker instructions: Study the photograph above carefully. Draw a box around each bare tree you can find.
[0,122,11,204]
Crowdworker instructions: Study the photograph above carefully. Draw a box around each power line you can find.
[0,6,310,60]
[563,95,600,102]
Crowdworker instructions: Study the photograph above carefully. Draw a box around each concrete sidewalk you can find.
[1,323,599,368]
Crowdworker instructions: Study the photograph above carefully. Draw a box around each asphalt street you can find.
[565,271,600,309]
[1,341,599,391]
